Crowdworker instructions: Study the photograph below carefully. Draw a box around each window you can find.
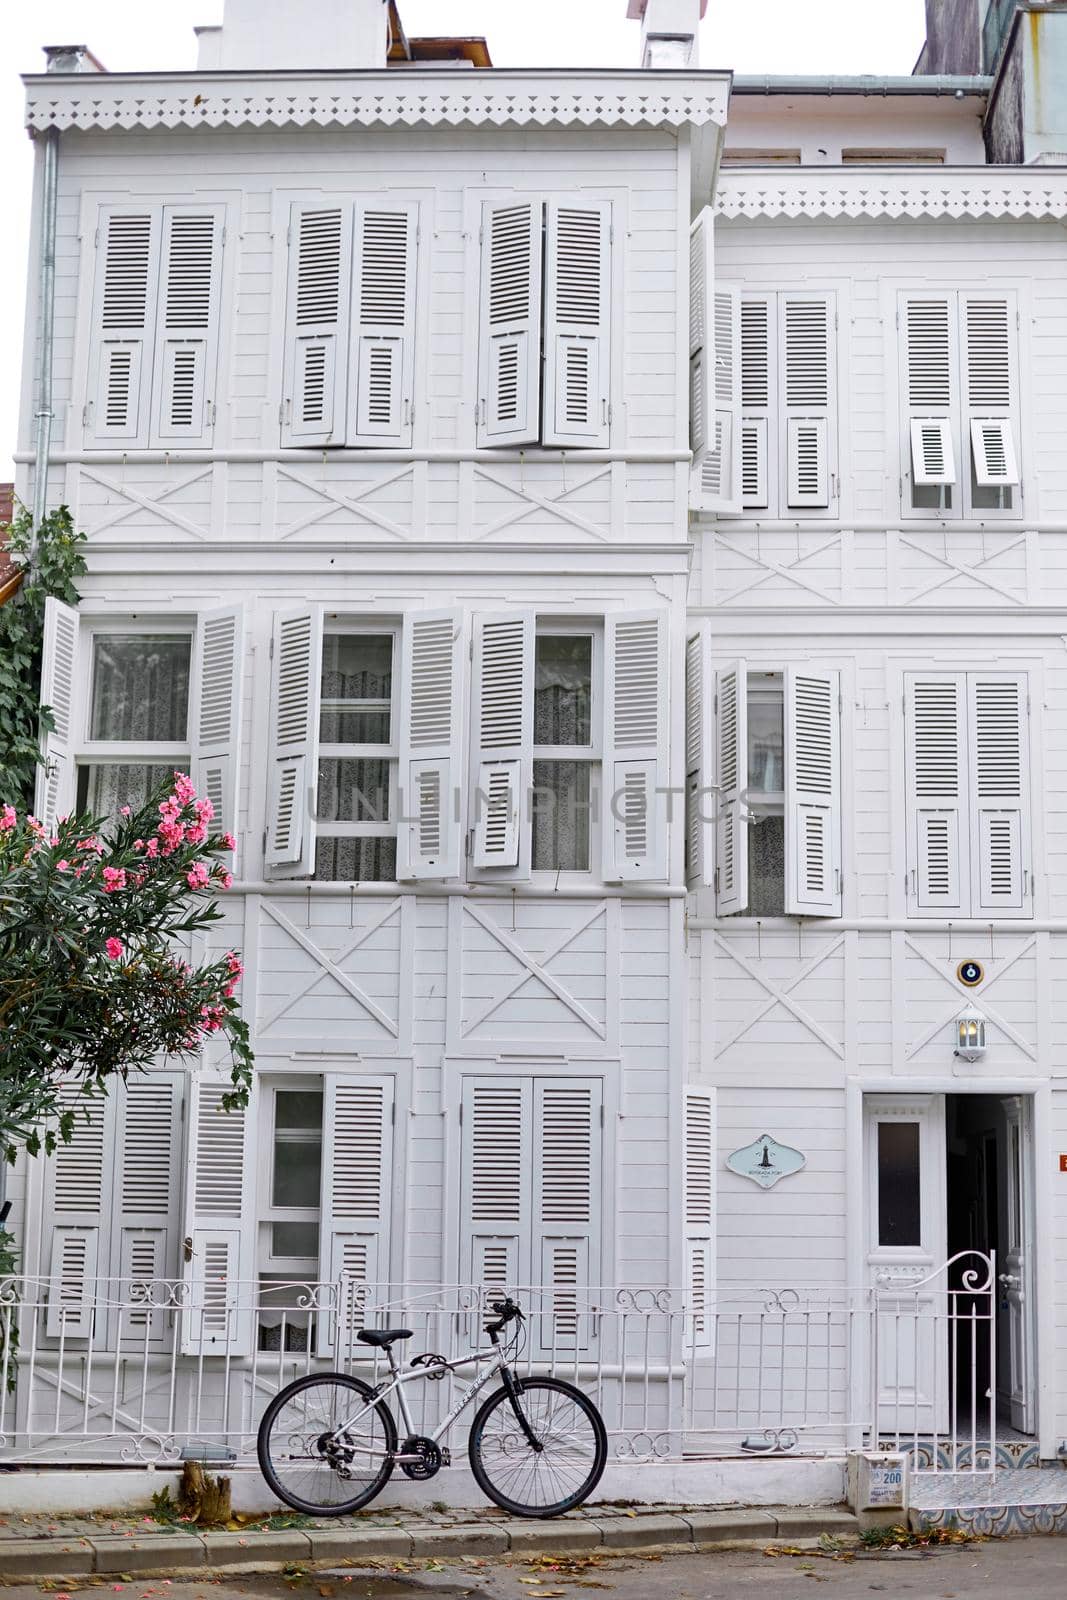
[75,629,192,819]
[86,205,224,449]
[739,291,836,515]
[315,629,398,883]
[842,148,945,164]
[477,197,611,449]
[721,148,802,166]
[259,1085,325,1353]
[904,672,1032,918]
[745,675,787,917]
[900,291,1021,518]
[532,630,597,873]
[281,199,418,448]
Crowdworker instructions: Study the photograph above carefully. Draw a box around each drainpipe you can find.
[31,126,59,547]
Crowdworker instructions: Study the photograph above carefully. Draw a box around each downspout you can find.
[31,127,59,548]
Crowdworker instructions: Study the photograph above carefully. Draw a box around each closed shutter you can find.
[740,296,771,509]
[281,204,352,446]
[114,1074,182,1347]
[903,295,957,487]
[961,296,1020,488]
[714,661,748,916]
[969,674,1031,917]
[784,668,841,916]
[43,1087,107,1341]
[35,597,80,834]
[542,199,610,447]
[320,1075,394,1355]
[477,200,542,447]
[461,1078,531,1290]
[684,1087,714,1353]
[471,611,535,875]
[180,1072,255,1356]
[691,285,742,514]
[151,207,223,447]
[603,611,669,882]
[265,607,322,877]
[905,675,967,915]
[397,609,466,880]
[688,211,713,457]
[349,202,417,447]
[532,1079,601,1355]
[685,627,714,890]
[782,295,833,510]
[86,208,160,448]
[192,605,244,850]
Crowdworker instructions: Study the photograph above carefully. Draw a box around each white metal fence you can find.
[0,1261,997,1474]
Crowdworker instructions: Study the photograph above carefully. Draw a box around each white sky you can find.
[1,0,927,488]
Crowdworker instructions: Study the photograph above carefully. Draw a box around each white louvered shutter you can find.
[532,1079,601,1355]
[266,607,322,876]
[350,202,417,447]
[181,1072,255,1356]
[151,207,223,447]
[43,1087,107,1341]
[684,1087,714,1353]
[35,597,80,833]
[603,611,669,882]
[86,208,160,448]
[320,1075,394,1356]
[477,200,542,447]
[543,199,610,447]
[114,1074,182,1347]
[685,627,714,890]
[740,296,771,509]
[397,609,466,881]
[688,209,714,457]
[471,611,535,874]
[714,661,748,916]
[192,605,244,850]
[962,296,1020,488]
[782,295,833,510]
[691,288,742,514]
[281,204,352,447]
[784,668,841,916]
[903,295,957,488]
[969,674,1031,918]
[905,675,967,915]
[461,1078,531,1291]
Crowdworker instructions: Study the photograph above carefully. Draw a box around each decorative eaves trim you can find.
[716,171,1067,221]
[24,71,729,134]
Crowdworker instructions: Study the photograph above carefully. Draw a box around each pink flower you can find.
[195,796,215,824]
[225,951,244,976]
[104,937,124,961]
[0,805,16,831]
[102,866,127,893]
[216,869,234,891]
[186,862,210,889]
[144,838,159,859]
[159,798,180,824]
[119,805,131,818]
[133,839,144,852]
[27,816,46,838]
[184,822,207,847]
[56,859,70,872]
[174,773,196,805]
[221,832,237,851]
[76,837,99,853]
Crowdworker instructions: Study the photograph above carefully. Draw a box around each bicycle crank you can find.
[399,1435,447,1480]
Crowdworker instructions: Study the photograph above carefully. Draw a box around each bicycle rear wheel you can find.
[468,1376,607,1517]
[257,1372,396,1515]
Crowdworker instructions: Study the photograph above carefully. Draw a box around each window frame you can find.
[314,620,401,884]
[530,620,603,880]
[738,287,839,519]
[259,1080,325,1277]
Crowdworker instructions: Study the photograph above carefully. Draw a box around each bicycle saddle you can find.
[356,1327,413,1348]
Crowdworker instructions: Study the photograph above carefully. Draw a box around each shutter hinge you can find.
[81,404,89,426]
[262,831,267,855]
[458,1101,463,1126]
[269,636,275,660]
[600,1103,605,1127]
[93,227,100,249]
[713,693,718,714]
[286,225,292,247]
[714,867,720,893]
[391,1100,396,1126]
[465,828,473,860]
[221,225,228,246]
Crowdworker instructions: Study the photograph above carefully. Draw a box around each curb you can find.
[0,1508,860,1579]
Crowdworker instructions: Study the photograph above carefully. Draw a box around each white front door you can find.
[1001,1096,1036,1434]
[864,1094,947,1434]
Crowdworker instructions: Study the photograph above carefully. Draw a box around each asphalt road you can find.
[6,1541,1067,1600]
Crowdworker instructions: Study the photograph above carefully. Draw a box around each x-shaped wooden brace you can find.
[259,898,401,1037]
[276,463,414,542]
[461,900,607,1039]
[714,529,842,607]
[471,462,611,543]
[712,931,846,1058]
[80,465,215,541]
[903,933,1036,1060]
[25,1358,179,1451]
[896,530,1028,607]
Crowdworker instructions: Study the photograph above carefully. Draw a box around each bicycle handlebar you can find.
[484,1296,524,1336]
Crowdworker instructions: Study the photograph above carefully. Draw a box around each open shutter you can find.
[461,1078,531,1291]
[784,668,841,916]
[714,661,748,916]
[685,627,714,889]
[180,1072,255,1357]
[114,1074,182,1347]
[782,295,833,509]
[543,199,610,447]
[532,1079,600,1355]
[603,611,669,882]
[471,611,535,875]
[688,209,714,455]
[969,675,1031,918]
[684,1087,714,1353]
[192,605,243,849]
[320,1075,394,1355]
[281,204,352,446]
[397,609,466,880]
[691,287,742,514]
[905,676,967,915]
[266,607,322,877]
[477,200,542,447]
[86,208,160,448]
[962,296,1019,488]
[151,207,223,447]
[35,597,80,833]
[903,295,957,488]
[349,202,417,447]
[43,1088,107,1341]
[740,296,771,509]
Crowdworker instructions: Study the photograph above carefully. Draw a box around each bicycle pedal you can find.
[440,1447,451,1467]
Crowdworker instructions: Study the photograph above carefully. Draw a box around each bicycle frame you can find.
[327,1341,512,1462]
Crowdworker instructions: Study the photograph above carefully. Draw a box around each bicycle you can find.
[257,1296,608,1518]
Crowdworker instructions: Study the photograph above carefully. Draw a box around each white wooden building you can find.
[7,0,1067,1502]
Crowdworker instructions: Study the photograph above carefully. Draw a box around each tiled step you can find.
[910,1466,1067,1536]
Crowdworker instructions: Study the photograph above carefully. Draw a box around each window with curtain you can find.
[532,630,598,872]
[315,629,398,882]
[258,1082,324,1354]
[745,675,785,917]
[76,630,192,818]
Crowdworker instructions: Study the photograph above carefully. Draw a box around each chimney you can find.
[627,0,707,68]
[196,0,390,71]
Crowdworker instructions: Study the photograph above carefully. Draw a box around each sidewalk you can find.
[0,1503,860,1579]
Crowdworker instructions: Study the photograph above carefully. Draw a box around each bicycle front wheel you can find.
[257,1372,397,1516]
[468,1376,607,1517]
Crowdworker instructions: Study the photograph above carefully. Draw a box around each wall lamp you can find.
[954,1011,987,1063]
